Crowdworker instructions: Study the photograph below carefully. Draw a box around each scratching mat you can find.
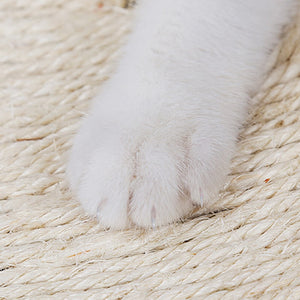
[0,1,299,298]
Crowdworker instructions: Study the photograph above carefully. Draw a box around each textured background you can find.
[0,0,299,298]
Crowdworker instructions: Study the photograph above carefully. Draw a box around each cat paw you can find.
[67,109,233,229]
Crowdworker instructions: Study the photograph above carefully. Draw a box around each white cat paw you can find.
[67,106,233,229]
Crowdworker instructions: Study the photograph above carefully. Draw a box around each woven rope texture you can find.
[0,0,299,299]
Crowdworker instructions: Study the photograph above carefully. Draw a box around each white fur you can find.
[67,0,297,229]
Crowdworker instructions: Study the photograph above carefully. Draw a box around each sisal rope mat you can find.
[0,1,299,299]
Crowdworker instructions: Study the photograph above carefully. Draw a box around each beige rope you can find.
[0,0,299,298]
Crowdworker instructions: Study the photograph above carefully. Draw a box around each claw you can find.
[96,199,108,223]
[96,205,101,222]
[151,206,156,230]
